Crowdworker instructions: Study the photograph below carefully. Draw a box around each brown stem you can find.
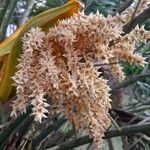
[111,72,150,91]
[123,6,150,33]
[107,138,114,150]
[52,123,150,150]
[113,0,134,15]
[130,0,142,21]
[94,62,118,67]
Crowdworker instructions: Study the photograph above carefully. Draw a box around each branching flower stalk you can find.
[115,0,150,23]
[11,1,150,149]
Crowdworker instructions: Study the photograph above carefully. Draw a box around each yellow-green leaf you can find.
[0,24,26,57]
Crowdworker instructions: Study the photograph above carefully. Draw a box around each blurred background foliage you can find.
[0,0,150,150]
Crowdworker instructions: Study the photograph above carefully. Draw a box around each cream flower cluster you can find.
[11,5,150,148]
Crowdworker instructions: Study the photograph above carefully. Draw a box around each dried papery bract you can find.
[11,8,150,149]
